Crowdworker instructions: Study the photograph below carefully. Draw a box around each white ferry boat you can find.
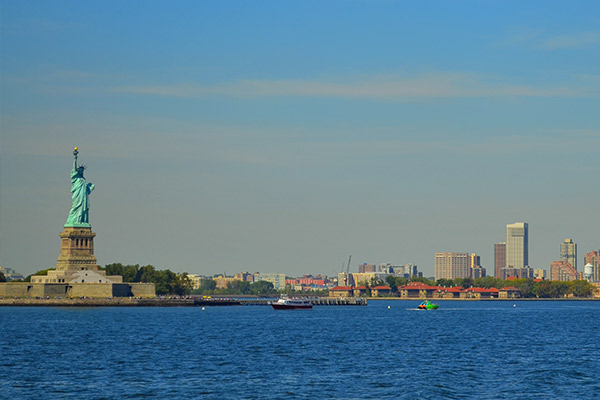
[270,297,313,310]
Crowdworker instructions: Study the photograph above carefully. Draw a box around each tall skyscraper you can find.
[469,253,480,268]
[494,242,506,278]
[505,222,528,269]
[560,239,577,270]
[435,252,469,281]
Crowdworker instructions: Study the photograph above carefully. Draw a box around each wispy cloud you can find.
[499,29,600,50]
[499,28,545,47]
[1,19,83,35]
[541,31,600,50]
[110,72,597,100]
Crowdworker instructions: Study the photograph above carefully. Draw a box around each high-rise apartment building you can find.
[468,253,485,279]
[560,239,577,271]
[435,252,469,281]
[533,268,547,280]
[494,242,506,278]
[471,265,486,279]
[469,253,480,268]
[550,261,579,281]
[500,266,534,280]
[506,222,528,269]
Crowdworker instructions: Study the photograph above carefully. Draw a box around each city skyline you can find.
[1,1,599,277]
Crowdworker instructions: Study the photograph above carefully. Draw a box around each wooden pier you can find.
[239,297,367,306]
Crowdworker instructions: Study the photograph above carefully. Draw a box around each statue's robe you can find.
[66,168,94,225]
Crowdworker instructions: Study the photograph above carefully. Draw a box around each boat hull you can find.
[271,304,313,310]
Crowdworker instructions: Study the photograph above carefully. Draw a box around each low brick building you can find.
[461,287,499,299]
[499,286,521,298]
[397,282,440,298]
[353,286,368,297]
[433,286,463,299]
[370,286,391,297]
[329,286,353,297]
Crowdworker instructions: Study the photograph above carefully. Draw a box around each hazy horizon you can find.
[1,1,599,278]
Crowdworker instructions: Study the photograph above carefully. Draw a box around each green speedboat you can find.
[417,300,439,310]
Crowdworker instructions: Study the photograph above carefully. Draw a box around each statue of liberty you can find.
[65,147,95,227]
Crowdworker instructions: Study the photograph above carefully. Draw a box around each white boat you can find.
[270,297,313,310]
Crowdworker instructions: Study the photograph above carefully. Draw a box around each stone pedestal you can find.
[56,226,98,271]
[30,225,123,284]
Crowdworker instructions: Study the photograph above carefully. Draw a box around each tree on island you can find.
[454,277,475,289]
[250,280,276,295]
[435,278,454,287]
[102,263,192,296]
[0,271,6,282]
[192,279,217,295]
[385,275,398,292]
[473,276,504,288]
[569,280,594,297]
[509,279,536,298]
[225,280,251,295]
[191,279,279,296]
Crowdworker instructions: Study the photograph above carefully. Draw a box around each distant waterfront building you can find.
[560,239,577,271]
[255,273,286,290]
[394,263,420,278]
[213,275,238,289]
[533,268,547,280]
[356,262,420,279]
[234,272,255,282]
[506,222,528,269]
[584,250,600,283]
[187,274,205,290]
[500,266,534,280]
[0,266,24,281]
[378,263,394,274]
[435,252,469,281]
[285,275,331,291]
[470,265,486,279]
[350,272,389,286]
[550,261,579,281]
[358,264,376,273]
[494,242,506,278]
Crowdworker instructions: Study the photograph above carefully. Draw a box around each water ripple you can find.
[1,301,599,399]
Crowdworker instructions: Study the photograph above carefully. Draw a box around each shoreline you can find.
[367,297,600,301]
[0,298,201,307]
[0,296,598,307]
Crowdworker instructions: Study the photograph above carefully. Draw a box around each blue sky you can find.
[1,1,599,277]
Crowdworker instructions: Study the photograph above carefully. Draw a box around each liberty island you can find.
[0,148,155,298]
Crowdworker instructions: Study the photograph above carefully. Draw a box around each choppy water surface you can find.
[1,300,599,399]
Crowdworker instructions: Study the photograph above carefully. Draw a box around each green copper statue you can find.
[65,147,95,227]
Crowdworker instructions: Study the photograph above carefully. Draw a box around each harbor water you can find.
[1,300,599,399]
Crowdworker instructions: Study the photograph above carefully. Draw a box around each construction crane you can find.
[343,254,352,287]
